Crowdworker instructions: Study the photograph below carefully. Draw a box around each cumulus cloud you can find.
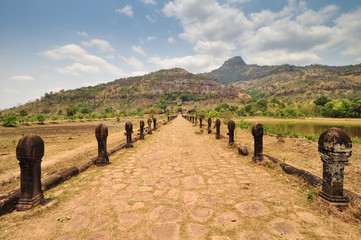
[141,0,156,5]
[163,0,361,66]
[146,15,157,23]
[149,54,219,72]
[11,75,34,81]
[168,37,175,43]
[132,45,146,55]
[147,36,156,41]
[40,44,123,76]
[81,39,115,52]
[76,31,88,37]
[116,5,134,17]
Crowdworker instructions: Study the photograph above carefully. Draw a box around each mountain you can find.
[12,68,239,115]
[203,57,361,100]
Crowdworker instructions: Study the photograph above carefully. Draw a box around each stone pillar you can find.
[252,122,264,162]
[318,128,352,207]
[139,120,145,140]
[95,123,109,166]
[207,118,212,134]
[153,118,157,130]
[215,118,221,139]
[16,134,45,211]
[199,117,203,128]
[228,120,235,146]
[125,121,133,148]
[167,116,170,122]
[195,116,198,125]
[147,118,152,134]
[192,116,195,124]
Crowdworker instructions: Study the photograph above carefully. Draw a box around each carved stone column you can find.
[147,118,152,134]
[139,120,145,140]
[252,122,264,162]
[125,121,133,148]
[95,123,109,166]
[318,128,352,208]
[207,118,212,134]
[228,120,235,146]
[153,118,157,130]
[215,118,221,139]
[16,134,45,211]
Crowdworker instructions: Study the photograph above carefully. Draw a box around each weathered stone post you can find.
[125,121,133,148]
[215,118,221,139]
[199,117,203,128]
[318,128,352,208]
[139,120,145,140]
[16,134,45,211]
[228,120,235,146]
[167,116,170,122]
[147,118,152,134]
[208,118,212,134]
[95,123,109,166]
[192,116,195,124]
[252,122,264,162]
[195,116,198,125]
[153,118,157,130]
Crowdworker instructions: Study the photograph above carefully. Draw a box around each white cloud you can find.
[127,57,145,70]
[168,37,175,43]
[4,88,20,94]
[116,5,134,17]
[11,75,34,81]
[146,15,157,23]
[56,63,101,76]
[40,44,123,76]
[81,39,115,52]
[147,36,156,41]
[163,0,361,65]
[132,45,146,55]
[149,54,219,73]
[141,0,156,5]
[76,31,88,37]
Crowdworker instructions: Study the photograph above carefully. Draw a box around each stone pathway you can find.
[1,116,360,239]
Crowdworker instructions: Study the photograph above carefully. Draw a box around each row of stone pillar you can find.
[183,116,236,146]
[14,117,169,211]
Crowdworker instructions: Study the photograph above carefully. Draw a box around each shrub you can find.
[2,115,17,127]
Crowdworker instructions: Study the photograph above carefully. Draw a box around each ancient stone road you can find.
[1,116,360,239]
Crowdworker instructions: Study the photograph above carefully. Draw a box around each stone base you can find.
[216,135,221,139]
[95,157,109,166]
[253,155,264,163]
[208,129,212,134]
[16,193,44,211]
[319,191,349,209]
[125,143,134,148]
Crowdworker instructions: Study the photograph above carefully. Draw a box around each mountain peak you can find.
[221,56,247,68]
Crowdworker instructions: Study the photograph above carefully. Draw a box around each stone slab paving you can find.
[1,116,361,239]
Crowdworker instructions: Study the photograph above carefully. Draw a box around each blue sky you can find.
[1,0,361,110]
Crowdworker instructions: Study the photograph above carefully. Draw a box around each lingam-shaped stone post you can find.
[167,116,170,122]
[147,118,152,134]
[228,120,235,146]
[215,118,221,139]
[252,122,264,162]
[95,123,109,166]
[318,128,352,208]
[16,134,45,211]
[153,118,157,130]
[199,117,203,128]
[139,120,145,140]
[207,118,212,134]
[125,121,133,148]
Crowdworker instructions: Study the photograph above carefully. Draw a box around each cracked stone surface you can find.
[1,116,361,239]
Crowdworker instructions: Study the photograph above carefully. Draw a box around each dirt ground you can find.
[0,117,165,193]
[0,116,360,239]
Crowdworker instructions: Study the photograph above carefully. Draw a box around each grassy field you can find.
[0,116,166,193]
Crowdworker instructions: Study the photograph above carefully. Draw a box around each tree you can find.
[19,109,28,117]
[36,114,46,123]
[314,96,331,106]
[321,100,350,118]
[2,115,17,127]
[156,97,168,111]
[66,105,77,117]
